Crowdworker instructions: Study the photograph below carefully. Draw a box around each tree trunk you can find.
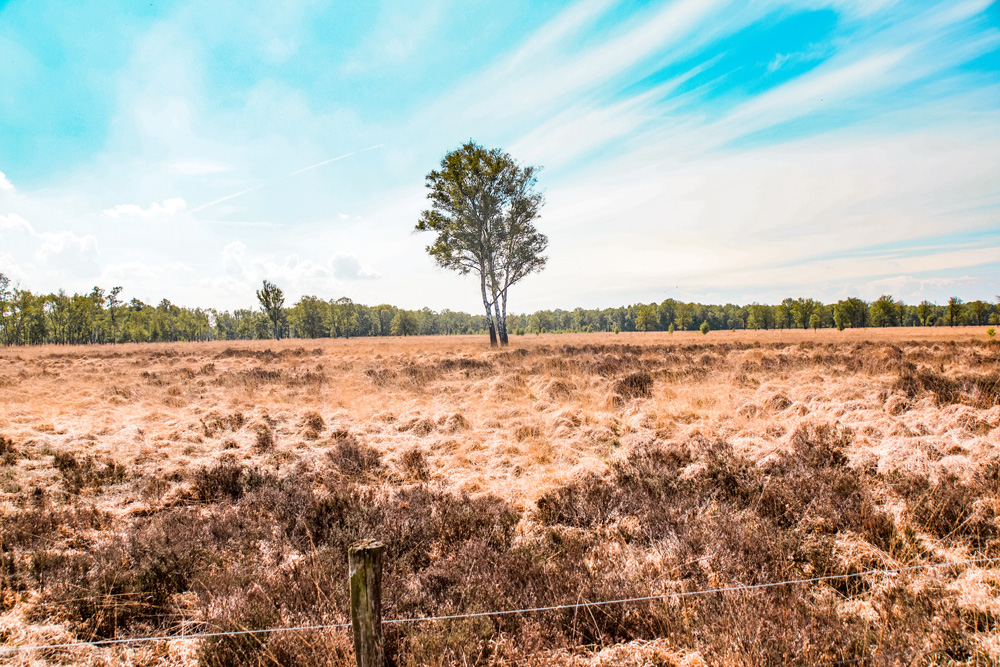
[492,300,507,347]
[480,276,498,348]
[500,288,510,346]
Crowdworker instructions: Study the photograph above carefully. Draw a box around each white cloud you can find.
[0,213,35,234]
[222,240,248,277]
[103,197,187,219]
[332,254,380,281]
[36,230,99,263]
[216,240,379,293]
[0,171,13,191]
[0,252,26,283]
[30,230,102,283]
[3,0,998,311]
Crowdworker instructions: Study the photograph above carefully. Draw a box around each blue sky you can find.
[1,0,998,312]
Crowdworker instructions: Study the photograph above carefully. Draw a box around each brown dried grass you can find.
[0,328,997,665]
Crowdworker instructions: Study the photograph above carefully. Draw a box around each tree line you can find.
[0,273,995,347]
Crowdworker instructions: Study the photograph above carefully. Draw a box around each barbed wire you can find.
[1,556,994,655]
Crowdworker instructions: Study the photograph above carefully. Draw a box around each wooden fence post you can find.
[349,539,385,667]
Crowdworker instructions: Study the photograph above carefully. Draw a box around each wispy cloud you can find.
[104,197,186,219]
[1,0,997,309]
[189,144,383,214]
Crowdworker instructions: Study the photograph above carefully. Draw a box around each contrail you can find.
[286,144,383,177]
[189,187,259,213]
[189,144,383,214]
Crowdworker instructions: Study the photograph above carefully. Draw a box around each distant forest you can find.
[0,273,996,346]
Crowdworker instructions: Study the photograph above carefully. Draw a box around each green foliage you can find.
[634,304,658,331]
[256,280,286,339]
[869,294,900,328]
[916,300,934,326]
[0,275,997,347]
[948,296,963,326]
[287,295,327,339]
[415,141,547,347]
[988,328,996,338]
[791,297,819,329]
[776,298,794,330]
[834,297,868,329]
[747,303,773,330]
[390,310,419,336]
[699,321,710,334]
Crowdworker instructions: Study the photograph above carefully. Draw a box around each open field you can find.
[1,328,998,666]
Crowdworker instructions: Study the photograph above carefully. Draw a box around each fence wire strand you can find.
[1,556,994,656]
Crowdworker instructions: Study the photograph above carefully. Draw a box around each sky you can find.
[1,0,998,314]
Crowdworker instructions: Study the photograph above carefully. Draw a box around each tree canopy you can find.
[416,141,547,347]
[256,280,286,340]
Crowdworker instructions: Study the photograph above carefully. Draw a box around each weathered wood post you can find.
[349,539,385,667]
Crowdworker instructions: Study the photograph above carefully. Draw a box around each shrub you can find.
[893,470,997,548]
[400,448,430,482]
[253,422,275,451]
[0,434,20,466]
[327,438,383,479]
[193,458,273,501]
[51,451,127,493]
[612,372,653,401]
[700,321,710,335]
[301,411,325,440]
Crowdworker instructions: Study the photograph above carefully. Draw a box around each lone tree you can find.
[416,141,547,347]
[256,280,285,339]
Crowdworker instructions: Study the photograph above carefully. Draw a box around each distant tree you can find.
[389,310,418,336]
[329,297,359,337]
[792,298,818,329]
[809,313,821,331]
[968,300,988,326]
[869,294,900,328]
[88,286,105,343]
[673,302,693,331]
[948,296,962,327]
[834,297,868,329]
[657,300,677,330]
[747,303,773,330]
[635,304,659,331]
[916,300,934,326]
[106,286,123,343]
[416,141,547,347]
[776,298,794,330]
[699,321,710,335]
[289,295,328,339]
[0,273,11,345]
[528,310,552,334]
[256,280,285,339]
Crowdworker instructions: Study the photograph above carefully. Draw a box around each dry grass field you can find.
[0,328,998,666]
